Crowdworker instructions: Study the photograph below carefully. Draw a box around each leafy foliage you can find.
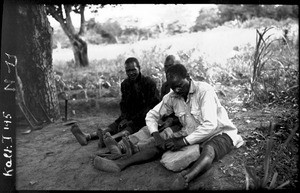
[243,119,298,189]
[192,7,220,32]
[85,18,155,44]
[217,5,298,26]
[242,27,299,108]
[86,18,121,44]
[52,28,71,49]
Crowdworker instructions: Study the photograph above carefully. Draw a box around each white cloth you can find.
[145,80,244,148]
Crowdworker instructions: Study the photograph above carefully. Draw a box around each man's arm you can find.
[145,101,163,134]
[119,81,129,120]
[165,89,219,151]
[158,113,181,132]
[130,78,160,123]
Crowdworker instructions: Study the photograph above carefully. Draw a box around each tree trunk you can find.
[58,20,89,67]
[14,2,60,123]
[69,35,89,67]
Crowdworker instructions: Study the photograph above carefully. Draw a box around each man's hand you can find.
[119,119,133,130]
[158,117,174,132]
[165,137,188,151]
[152,132,167,151]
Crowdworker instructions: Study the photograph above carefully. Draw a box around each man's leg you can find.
[95,126,175,161]
[128,126,175,152]
[97,119,128,148]
[71,123,111,146]
[95,121,119,148]
[171,145,215,190]
[93,147,160,172]
[171,133,234,190]
[71,124,91,146]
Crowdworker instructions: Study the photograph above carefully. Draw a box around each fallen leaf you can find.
[262,110,271,114]
[29,180,37,185]
[22,130,31,134]
[46,151,54,155]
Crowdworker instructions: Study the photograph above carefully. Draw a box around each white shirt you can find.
[146,80,244,148]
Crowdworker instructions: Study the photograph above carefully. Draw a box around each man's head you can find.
[164,55,180,73]
[124,57,141,81]
[166,63,190,98]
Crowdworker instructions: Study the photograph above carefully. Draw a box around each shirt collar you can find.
[189,79,196,94]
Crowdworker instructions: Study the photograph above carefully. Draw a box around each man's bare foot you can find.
[95,147,110,156]
[120,136,132,157]
[170,170,189,190]
[70,124,88,146]
[104,132,122,156]
[95,148,125,160]
[93,156,121,173]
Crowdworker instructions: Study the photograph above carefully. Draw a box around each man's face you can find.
[164,60,174,73]
[125,62,140,81]
[168,75,190,98]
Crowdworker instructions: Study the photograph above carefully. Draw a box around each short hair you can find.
[164,55,176,65]
[166,63,188,80]
[125,57,140,70]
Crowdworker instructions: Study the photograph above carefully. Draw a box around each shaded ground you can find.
[15,86,298,190]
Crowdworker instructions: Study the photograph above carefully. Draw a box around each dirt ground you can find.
[15,86,297,190]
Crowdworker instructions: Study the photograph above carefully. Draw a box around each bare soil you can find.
[15,86,298,190]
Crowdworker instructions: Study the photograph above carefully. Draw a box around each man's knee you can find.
[107,122,118,134]
[202,145,215,160]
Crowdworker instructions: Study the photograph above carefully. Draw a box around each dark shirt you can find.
[119,73,160,131]
[160,81,171,100]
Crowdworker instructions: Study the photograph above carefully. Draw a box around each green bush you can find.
[85,30,104,45]
[52,28,71,49]
[226,43,254,80]
[239,27,299,107]
[242,17,281,29]
[258,44,299,105]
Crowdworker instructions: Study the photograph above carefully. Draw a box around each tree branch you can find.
[46,5,64,24]
[63,5,76,34]
[78,4,86,36]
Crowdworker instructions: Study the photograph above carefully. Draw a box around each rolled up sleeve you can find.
[146,96,174,134]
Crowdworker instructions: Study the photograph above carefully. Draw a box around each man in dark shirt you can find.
[160,55,178,99]
[71,57,160,147]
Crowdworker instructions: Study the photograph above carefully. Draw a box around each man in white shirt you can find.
[93,63,244,190]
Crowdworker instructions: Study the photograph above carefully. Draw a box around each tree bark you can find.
[78,5,86,36]
[69,34,89,67]
[14,2,60,122]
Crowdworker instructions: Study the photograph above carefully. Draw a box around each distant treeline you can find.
[52,5,298,48]
[193,5,298,31]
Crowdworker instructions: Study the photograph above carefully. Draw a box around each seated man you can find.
[95,54,182,158]
[93,63,244,190]
[71,57,160,147]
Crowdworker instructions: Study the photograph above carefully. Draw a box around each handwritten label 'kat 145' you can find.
[2,111,13,177]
